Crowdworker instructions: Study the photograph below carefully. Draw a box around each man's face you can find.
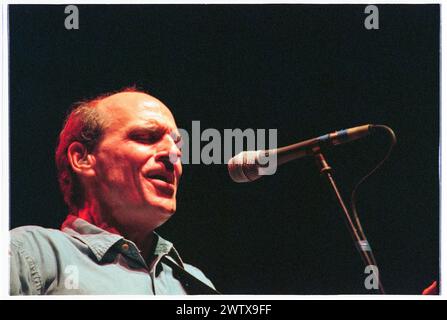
[89,92,182,230]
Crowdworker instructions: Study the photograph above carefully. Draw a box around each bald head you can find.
[96,92,177,132]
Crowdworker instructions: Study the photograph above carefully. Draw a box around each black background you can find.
[9,4,439,294]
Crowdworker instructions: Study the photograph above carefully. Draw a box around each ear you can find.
[67,142,96,177]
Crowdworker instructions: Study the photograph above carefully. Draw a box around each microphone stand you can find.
[313,151,385,294]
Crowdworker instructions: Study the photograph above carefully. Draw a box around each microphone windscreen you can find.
[227,151,260,183]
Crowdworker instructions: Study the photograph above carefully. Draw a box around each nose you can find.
[154,133,182,170]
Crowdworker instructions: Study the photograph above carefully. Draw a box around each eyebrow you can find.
[126,121,180,139]
[128,118,166,131]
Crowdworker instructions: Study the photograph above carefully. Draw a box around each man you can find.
[10,89,216,295]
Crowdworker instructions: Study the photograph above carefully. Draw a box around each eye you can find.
[130,132,163,144]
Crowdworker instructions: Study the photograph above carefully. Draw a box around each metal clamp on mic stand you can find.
[313,149,385,294]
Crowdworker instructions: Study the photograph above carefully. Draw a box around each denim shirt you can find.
[10,215,214,295]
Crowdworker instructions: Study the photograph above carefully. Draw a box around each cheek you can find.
[97,161,129,185]
[95,147,147,183]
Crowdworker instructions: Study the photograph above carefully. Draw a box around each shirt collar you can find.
[61,215,124,261]
[61,215,184,268]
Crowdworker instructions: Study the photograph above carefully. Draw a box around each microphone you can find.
[228,124,375,183]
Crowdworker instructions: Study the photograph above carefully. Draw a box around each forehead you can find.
[96,92,177,131]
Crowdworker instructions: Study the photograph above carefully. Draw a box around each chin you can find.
[148,199,177,216]
[162,202,177,215]
[129,206,175,231]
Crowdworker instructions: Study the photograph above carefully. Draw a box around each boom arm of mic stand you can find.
[313,151,386,294]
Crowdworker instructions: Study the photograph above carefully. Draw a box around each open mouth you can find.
[145,171,175,184]
[147,174,171,184]
[144,171,176,196]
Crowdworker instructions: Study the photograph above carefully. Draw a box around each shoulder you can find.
[11,224,62,237]
[10,225,69,295]
[10,225,69,250]
[10,225,84,268]
[10,225,76,264]
[10,225,92,295]
[184,263,215,289]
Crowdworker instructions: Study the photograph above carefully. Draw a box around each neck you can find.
[75,200,155,259]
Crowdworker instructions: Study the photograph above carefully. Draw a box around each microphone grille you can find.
[228,151,260,183]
